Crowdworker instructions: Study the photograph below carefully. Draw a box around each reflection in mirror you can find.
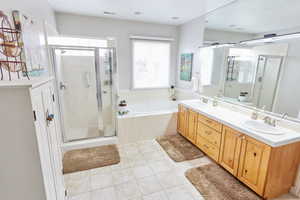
[223,43,288,112]
[199,0,300,120]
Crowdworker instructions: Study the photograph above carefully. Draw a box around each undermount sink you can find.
[243,120,285,135]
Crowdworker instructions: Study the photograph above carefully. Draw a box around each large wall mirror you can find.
[199,0,300,120]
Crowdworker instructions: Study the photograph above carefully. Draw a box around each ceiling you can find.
[48,0,236,25]
[205,0,300,34]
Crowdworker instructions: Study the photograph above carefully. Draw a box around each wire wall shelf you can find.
[0,11,29,81]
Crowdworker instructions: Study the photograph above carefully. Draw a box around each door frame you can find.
[50,45,117,143]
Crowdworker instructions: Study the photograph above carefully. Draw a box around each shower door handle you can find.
[60,82,67,90]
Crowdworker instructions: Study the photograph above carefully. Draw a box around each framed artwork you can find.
[180,53,193,81]
[12,10,49,77]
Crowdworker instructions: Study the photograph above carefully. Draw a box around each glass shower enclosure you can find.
[51,47,117,142]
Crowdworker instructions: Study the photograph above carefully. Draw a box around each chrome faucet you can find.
[212,97,218,107]
[263,116,272,124]
[201,97,209,104]
[251,108,259,120]
[263,116,276,127]
[281,113,288,120]
[251,105,266,120]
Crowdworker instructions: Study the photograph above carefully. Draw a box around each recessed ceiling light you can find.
[103,11,116,15]
[172,17,179,20]
[134,11,142,15]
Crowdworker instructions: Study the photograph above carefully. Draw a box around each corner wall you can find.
[177,17,206,90]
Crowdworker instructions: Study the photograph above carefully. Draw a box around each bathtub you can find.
[117,100,179,144]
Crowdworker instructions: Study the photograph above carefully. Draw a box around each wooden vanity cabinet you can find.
[237,135,272,196]
[187,109,198,143]
[178,105,188,137]
[220,126,300,199]
[196,119,222,162]
[177,104,300,199]
[178,105,198,143]
[219,126,242,176]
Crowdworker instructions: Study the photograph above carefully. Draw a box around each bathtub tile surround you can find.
[118,113,178,144]
[117,89,200,145]
[64,139,298,200]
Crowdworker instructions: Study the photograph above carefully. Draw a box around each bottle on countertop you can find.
[118,100,129,115]
[169,85,177,101]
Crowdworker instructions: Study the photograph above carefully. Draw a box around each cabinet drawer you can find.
[198,122,221,147]
[198,114,222,132]
[197,136,220,162]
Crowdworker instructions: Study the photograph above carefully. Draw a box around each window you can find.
[132,40,171,89]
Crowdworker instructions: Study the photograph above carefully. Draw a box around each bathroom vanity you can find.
[178,100,300,199]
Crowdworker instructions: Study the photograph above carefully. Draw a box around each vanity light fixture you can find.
[240,32,300,45]
[103,11,116,15]
[134,11,142,15]
[199,43,236,49]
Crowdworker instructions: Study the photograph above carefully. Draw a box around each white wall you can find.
[204,29,255,43]
[2,0,56,27]
[55,13,179,90]
[274,39,300,118]
[177,17,206,89]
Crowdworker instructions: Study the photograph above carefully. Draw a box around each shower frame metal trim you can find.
[50,45,117,143]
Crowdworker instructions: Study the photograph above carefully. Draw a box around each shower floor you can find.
[65,127,105,142]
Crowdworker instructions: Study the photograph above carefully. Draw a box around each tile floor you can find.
[65,139,300,200]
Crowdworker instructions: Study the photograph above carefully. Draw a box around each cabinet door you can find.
[219,126,242,176]
[177,105,188,136]
[42,83,65,200]
[187,110,197,143]
[237,136,271,196]
[31,87,57,200]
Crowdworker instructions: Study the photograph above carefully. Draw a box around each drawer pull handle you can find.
[253,152,257,157]
[245,169,248,174]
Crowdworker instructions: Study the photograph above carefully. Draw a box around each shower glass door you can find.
[253,55,283,111]
[97,48,116,137]
[53,47,116,142]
